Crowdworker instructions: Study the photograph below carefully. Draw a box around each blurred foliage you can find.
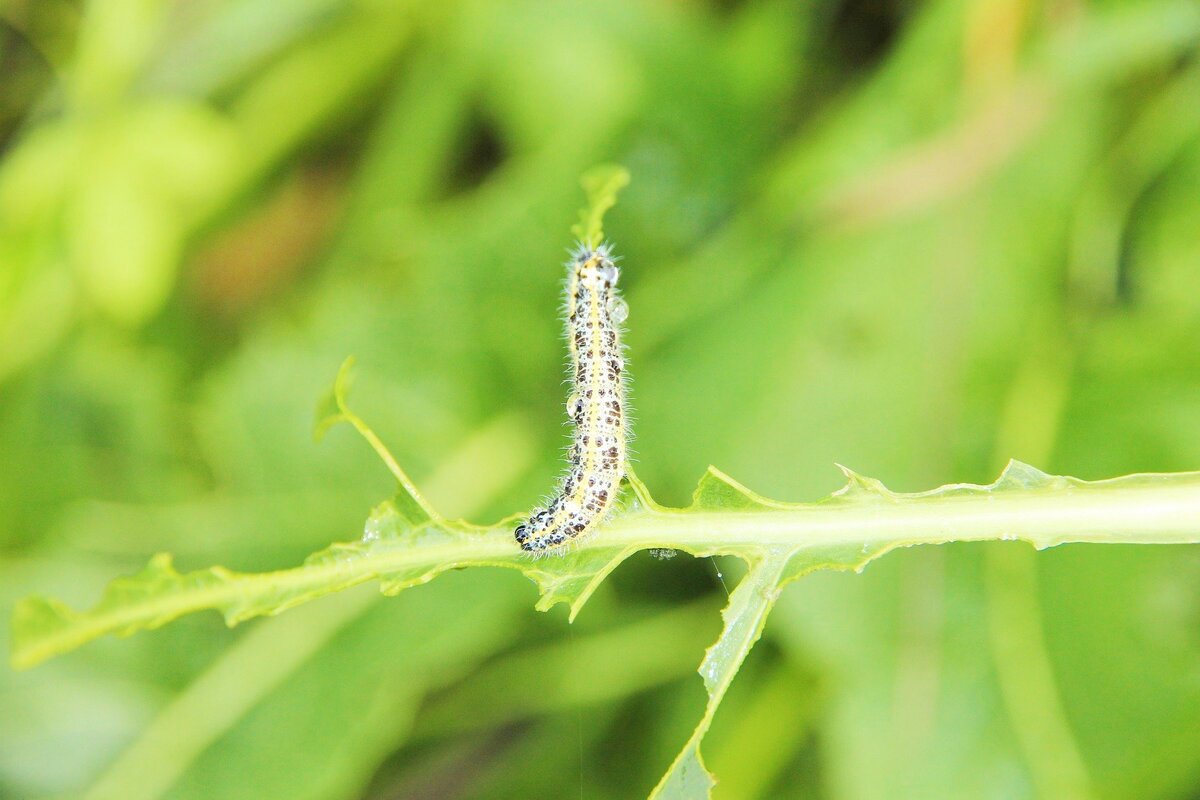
[2,0,1200,798]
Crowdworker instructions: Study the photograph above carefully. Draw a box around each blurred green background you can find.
[3,0,1200,797]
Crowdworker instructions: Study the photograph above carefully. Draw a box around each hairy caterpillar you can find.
[515,243,628,552]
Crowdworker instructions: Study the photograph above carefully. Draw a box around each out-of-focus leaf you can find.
[0,123,80,380]
[83,574,529,800]
[69,0,166,107]
[68,102,240,325]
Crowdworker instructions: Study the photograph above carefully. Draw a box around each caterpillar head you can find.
[572,244,620,288]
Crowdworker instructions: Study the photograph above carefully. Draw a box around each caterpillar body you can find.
[515,243,628,552]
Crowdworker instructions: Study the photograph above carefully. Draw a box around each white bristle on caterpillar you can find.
[515,242,628,553]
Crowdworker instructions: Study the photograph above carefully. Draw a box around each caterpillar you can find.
[515,242,628,552]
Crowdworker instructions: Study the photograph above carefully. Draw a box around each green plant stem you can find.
[14,463,1200,671]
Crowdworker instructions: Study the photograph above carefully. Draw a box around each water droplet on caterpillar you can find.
[566,392,584,422]
[608,296,628,324]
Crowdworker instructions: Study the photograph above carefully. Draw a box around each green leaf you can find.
[312,355,357,442]
[691,466,774,512]
[570,164,631,247]
[12,368,1200,797]
[651,553,789,799]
